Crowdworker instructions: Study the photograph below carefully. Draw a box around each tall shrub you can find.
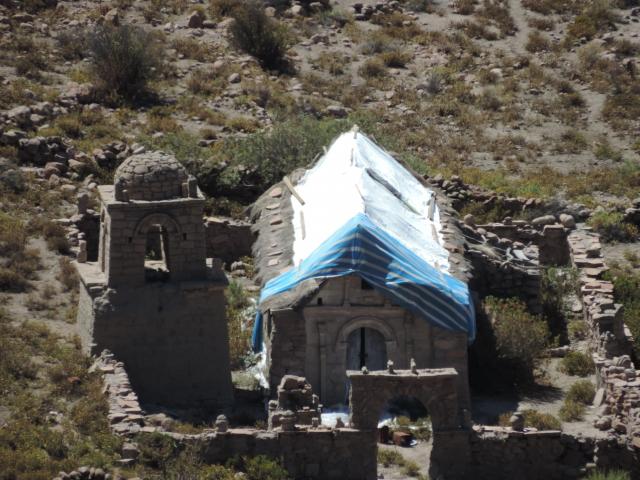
[87,24,162,101]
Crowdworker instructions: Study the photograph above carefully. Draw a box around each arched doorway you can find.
[378,395,432,478]
[346,327,388,371]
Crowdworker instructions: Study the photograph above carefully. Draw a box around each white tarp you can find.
[291,128,450,273]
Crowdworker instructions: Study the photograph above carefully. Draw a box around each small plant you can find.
[229,1,292,72]
[379,50,411,68]
[87,24,163,102]
[378,449,404,467]
[401,459,421,477]
[499,409,562,430]
[359,58,387,78]
[588,211,639,243]
[559,398,586,422]
[560,351,595,377]
[587,470,631,480]
[526,30,551,53]
[566,380,596,405]
[568,320,588,340]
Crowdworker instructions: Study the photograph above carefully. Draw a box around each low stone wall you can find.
[93,353,376,480]
[205,216,253,265]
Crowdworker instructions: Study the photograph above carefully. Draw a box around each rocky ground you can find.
[0,0,639,478]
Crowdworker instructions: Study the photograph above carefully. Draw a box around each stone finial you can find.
[361,366,369,375]
[335,417,345,428]
[187,175,198,198]
[509,412,525,431]
[77,192,88,214]
[311,417,320,428]
[410,358,418,374]
[78,240,88,263]
[114,177,127,202]
[387,360,395,374]
[215,414,229,433]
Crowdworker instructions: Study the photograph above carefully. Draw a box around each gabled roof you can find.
[250,129,475,349]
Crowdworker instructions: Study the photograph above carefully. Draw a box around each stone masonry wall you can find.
[93,353,377,480]
[204,216,253,265]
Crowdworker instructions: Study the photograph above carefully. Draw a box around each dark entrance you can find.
[346,327,387,371]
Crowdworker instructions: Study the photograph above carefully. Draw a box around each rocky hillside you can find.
[0,0,639,478]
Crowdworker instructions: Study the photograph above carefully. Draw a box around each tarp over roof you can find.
[251,129,475,350]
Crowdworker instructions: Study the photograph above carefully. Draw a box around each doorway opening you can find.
[377,395,432,478]
[346,327,387,371]
[145,224,170,282]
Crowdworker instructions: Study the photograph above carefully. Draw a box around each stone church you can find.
[74,151,233,409]
[250,129,475,408]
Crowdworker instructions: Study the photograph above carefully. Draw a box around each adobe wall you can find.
[78,266,233,408]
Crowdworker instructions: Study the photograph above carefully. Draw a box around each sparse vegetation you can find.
[559,351,595,377]
[499,409,562,430]
[229,1,292,72]
[566,380,596,405]
[485,296,550,375]
[87,24,163,102]
[588,212,639,243]
[559,398,586,422]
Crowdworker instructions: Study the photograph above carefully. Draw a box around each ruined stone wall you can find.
[268,309,307,395]
[79,276,233,408]
[94,353,377,480]
[204,216,253,265]
[468,427,593,480]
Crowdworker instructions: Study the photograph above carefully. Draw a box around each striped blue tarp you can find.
[251,213,475,351]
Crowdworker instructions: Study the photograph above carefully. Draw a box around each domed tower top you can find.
[114,151,188,201]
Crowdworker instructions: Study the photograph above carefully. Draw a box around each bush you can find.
[560,351,595,377]
[587,470,631,480]
[359,57,387,78]
[87,24,163,102]
[227,281,252,370]
[566,380,596,405]
[229,1,291,72]
[485,297,550,373]
[499,409,562,430]
[41,221,70,254]
[567,0,620,41]
[380,50,411,68]
[559,398,586,422]
[568,320,588,340]
[378,449,404,467]
[526,31,551,53]
[588,211,639,242]
[604,266,640,355]
[56,27,88,61]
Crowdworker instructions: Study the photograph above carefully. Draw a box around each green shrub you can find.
[485,297,550,373]
[499,409,562,430]
[604,266,640,355]
[378,449,404,467]
[567,0,620,41]
[566,380,596,405]
[227,280,252,369]
[559,398,586,422]
[560,351,595,377]
[244,455,289,480]
[587,470,631,480]
[526,30,551,53]
[41,221,71,254]
[230,1,292,72]
[87,24,163,102]
[568,320,588,340]
[380,50,411,68]
[359,57,387,78]
[588,211,639,243]
[209,0,241,19]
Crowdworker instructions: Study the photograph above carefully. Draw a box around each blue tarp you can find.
[251,213,475,351]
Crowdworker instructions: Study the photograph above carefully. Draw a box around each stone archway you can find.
[348,368,470,479]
